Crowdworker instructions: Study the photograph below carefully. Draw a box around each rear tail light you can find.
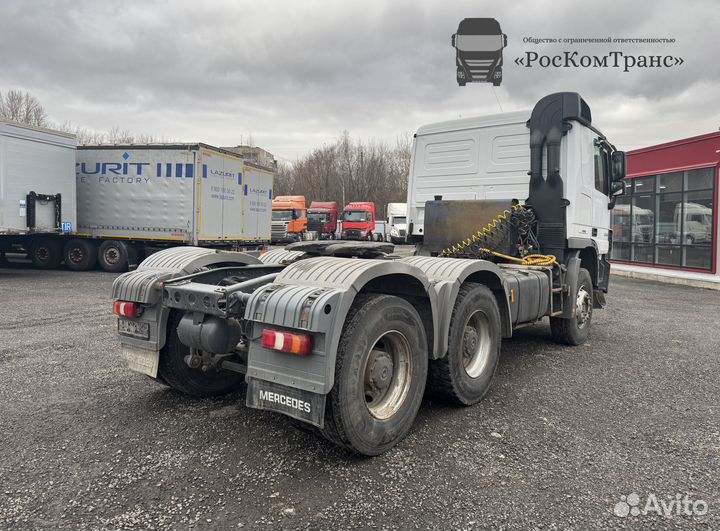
[114,301,139,318]
[261,329,312,356]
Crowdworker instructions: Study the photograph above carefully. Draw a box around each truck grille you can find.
[271,221,289,240]
[345,229,362,239]
[307,221,324,233]
[399,229,406,237]
[465,59,494,79]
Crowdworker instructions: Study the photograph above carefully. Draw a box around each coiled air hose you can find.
[440,203,557,266]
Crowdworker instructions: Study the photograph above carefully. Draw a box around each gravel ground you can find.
[1,259,718,531]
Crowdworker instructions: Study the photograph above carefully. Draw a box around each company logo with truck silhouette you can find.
[452,18,507,86]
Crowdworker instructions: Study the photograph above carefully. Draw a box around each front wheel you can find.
[550,268,593,345]
[321,294,428,456]
[428,283,501,405]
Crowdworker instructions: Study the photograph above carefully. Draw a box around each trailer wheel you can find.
[63,239,97,271]
[158,312,244,397]
[97,240,136,273]
[428,283,501,405]
[28,238,63,269]
[321,294,428,455]
[550,268,593,345]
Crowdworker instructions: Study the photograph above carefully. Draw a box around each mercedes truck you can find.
[111,92,625,456]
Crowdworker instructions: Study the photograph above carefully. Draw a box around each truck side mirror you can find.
[451,34,456,47]
[607,180,625,209]
[503,33,508,47]
[611,151,626,181]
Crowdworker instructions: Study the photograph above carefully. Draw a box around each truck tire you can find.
[63,239,97,271]
[321,294,428,455]
[158,312,244,397]
[28,238,63,269]
[550,268,593,346]
[428,283,501,405]
[97,240,136,273]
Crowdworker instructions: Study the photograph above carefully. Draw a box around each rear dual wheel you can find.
[428,283,501,405]
[321,294,428,456]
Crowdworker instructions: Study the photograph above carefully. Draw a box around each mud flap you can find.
[246,377,326,428]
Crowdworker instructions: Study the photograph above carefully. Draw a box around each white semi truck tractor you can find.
[111,93,626,455]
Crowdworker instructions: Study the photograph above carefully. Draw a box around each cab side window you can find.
[594,144,608,195]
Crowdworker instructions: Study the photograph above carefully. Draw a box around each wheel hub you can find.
[576,287,591,328]
[362,331,412,420]
[463,327,479,366]
[104,248,120,264]
[366,350,394,394]
[69,248,84,264]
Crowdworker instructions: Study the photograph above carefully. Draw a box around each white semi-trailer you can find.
[72,145,273,271]
[111,93,626,455]
[1,138,273,271]
[0,121,77,266]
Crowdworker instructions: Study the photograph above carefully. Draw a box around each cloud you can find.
[0,0,717,159]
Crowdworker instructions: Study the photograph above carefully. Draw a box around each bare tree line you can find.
[0,89,48,127]
[0,88,166,144]
[275,131,412,218]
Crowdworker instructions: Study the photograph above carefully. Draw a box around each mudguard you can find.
[401,256,512,350]
[244,256,439,394]
[258,249,305,265]
[111,246,262,350]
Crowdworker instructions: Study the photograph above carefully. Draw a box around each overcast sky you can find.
[1,0,718,161]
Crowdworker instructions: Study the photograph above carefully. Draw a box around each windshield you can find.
[343,210,369,222]
[392,216,407,225]
[455,34,503,52]
[308,213,330,223]
[272,210,293,221]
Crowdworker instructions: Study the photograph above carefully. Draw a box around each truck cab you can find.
[386,202,408,244]
[452,18,507,86]
[407,92,625,294]
[307,201,339,239]
[341,201,376,240]
[271,195,307,242]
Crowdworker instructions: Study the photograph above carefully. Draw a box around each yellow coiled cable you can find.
[440,204,557,266]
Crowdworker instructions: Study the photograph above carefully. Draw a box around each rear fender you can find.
[112,246,262,350]
[244,257,438,394]
[401,256,512,353]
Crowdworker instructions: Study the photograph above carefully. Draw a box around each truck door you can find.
[591,141,611,255]
[198,151,223,240]
[242,165,273,241]
[220,155,244,241]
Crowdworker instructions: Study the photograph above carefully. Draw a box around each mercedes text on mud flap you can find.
[112,93,626,456]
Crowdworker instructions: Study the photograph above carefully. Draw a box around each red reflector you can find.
[261,329,312,356]
[113,301,138,318]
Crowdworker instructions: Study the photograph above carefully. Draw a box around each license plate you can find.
[118,318,150,340]
[246,378,326,428]
[120,344,160,377]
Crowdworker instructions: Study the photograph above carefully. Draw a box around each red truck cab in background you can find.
[341,202,376,240]
[307,201,339,239]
